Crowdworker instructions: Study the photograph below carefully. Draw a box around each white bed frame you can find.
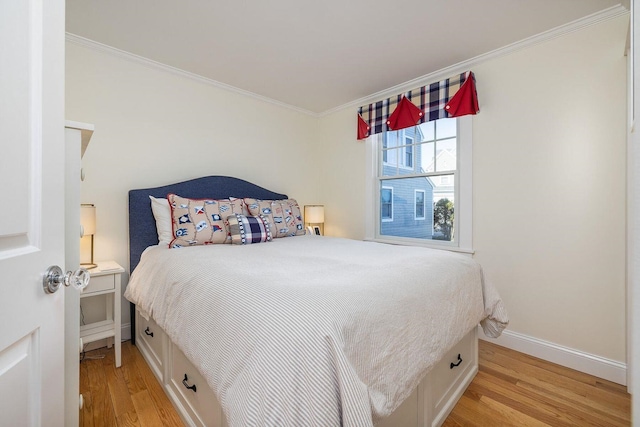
[135,308,477,427]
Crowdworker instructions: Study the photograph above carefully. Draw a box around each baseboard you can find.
[478,326,627,386]
[81,323,132,353]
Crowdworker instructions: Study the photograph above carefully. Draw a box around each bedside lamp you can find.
[304,205,325,236]
[80,204,97,269]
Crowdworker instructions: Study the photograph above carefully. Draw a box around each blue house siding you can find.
[380,176,434,239]
[380,128,434,239]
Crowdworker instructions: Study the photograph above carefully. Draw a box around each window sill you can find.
[364,237,475,255]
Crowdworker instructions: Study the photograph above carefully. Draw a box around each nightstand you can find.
[80,261,124,367]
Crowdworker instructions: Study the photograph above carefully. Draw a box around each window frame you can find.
[364,116,473,253]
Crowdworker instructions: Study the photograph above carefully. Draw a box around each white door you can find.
[0,0,67,426]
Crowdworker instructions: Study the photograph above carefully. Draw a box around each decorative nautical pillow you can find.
[168,194,245,248]
[244,198,305,238]
[227,214,272,245]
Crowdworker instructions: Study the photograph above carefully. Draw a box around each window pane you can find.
[385,131,399,148]
[381,147,399,176]
[382,145,418,175]
[378,177,438,240]
[436,118,457,139]
[417,121,434,142]
[432,174,455,241]
[435,138,456,172]
[381,187,393,220]
[419,141,435,173]
[415,190,425,219]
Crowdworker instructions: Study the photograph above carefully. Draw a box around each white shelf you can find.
[80,320,116,343]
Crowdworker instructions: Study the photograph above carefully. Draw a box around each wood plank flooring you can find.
[80,340,630,426]
[80,341,183,426]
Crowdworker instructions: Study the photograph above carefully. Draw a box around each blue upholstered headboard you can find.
[128,175,287,274]
[128,176,287,344]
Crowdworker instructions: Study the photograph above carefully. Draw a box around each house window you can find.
[415,190,425,220]
[366,116,473,252]
[381,187,393,221]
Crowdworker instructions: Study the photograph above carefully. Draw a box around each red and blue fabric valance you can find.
[357,71,479,140]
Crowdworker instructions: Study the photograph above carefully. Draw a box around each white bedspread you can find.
[124,236,508,427]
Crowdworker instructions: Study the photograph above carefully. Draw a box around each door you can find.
[0,0,67,426]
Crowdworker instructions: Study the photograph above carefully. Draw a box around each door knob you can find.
[43,266,90,294]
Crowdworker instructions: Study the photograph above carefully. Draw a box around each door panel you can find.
[0,333,38,427]
[0,0,67,425]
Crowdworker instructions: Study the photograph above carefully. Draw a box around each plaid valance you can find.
[357,71,478,140]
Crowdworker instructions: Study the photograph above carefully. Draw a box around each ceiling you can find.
[66,0,627,114]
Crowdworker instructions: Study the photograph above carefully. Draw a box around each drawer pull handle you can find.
[450,354,462,369]
[144,327,154,337]
[182,374,197,392]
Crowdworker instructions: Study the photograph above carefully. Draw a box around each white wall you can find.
[319,15,628,364]
[66,42,321,328]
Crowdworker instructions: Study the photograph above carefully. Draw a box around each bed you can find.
[125,175,508,427]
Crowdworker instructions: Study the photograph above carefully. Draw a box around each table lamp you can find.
[80,204,97,269]
[304,205,325,236]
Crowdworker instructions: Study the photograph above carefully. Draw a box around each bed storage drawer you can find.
[136,309,166,380]
[429,327,478,425]
[169,345,224,427]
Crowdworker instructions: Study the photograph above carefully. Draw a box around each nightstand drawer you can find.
[84,274,115,294]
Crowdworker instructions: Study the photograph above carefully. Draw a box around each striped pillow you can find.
[227,214,272,245]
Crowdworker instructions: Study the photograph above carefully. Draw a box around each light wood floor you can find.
[80,340,630,426]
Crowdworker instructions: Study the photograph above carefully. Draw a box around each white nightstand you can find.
[80,261,124,367]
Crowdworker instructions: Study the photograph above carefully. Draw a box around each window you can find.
[405,135,413,168]
[365,116,472,252]
[381,187,393,221]
[415,190,425,220]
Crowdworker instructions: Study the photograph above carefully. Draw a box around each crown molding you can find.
[65,33,319,117]
[320,4,629,117]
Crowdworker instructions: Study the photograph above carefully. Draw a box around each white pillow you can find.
[149,195,172,246]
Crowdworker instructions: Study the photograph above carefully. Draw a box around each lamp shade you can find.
[304,205,325,224]
[80,204,96,236]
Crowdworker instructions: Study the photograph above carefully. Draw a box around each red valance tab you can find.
[444,73,479,117]
[357,114,370,139]
[386,96,423,131]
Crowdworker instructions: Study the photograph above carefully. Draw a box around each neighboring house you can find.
[380,127,434,239]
